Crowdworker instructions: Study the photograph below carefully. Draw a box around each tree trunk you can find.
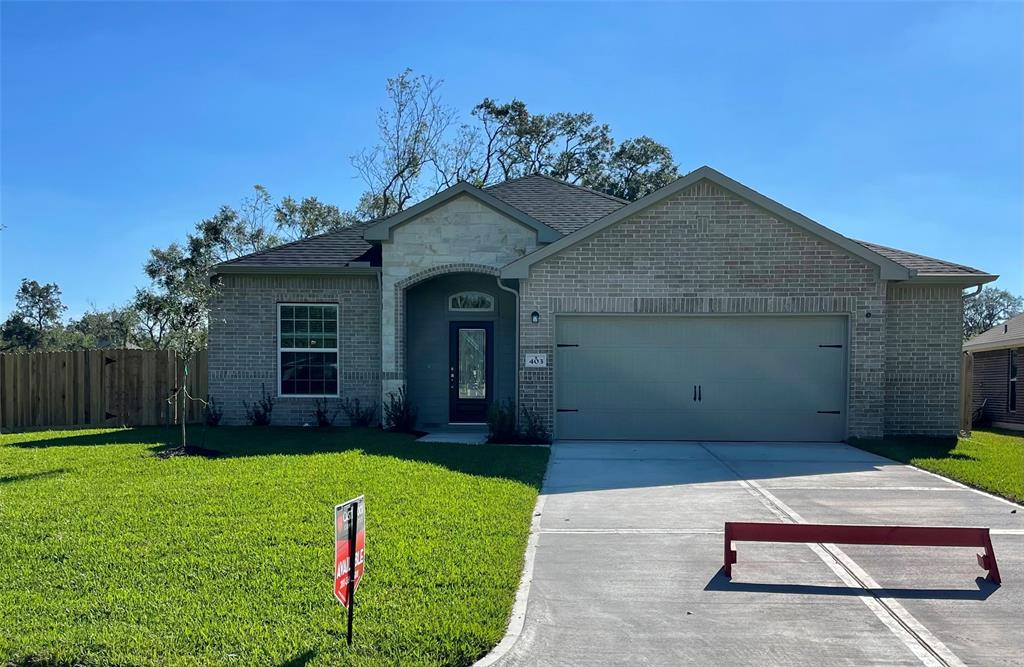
[180,387,187,450]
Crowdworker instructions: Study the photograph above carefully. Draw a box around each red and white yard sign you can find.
[334,496,365,610]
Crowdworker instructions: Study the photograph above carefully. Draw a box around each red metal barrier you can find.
[724,522,1001,584]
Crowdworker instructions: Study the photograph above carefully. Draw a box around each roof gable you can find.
[363,181,561,243]
[503,166,917,280]
[211,167,995,282]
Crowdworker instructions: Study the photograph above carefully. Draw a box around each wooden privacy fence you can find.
[0,349,207,431]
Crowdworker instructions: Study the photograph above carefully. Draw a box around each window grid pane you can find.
[280,352,338,396]
[280,305,338,350]
[280,304,339,396]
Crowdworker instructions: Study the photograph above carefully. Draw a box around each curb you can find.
[474,462,551,666]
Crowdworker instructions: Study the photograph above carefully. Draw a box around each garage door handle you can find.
[693,385,697,402]
[698,385,702,402]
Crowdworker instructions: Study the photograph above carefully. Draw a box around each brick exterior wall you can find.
[517,180,892,438]
[208,180,970,438]
[883,285,964,436]
[208,273,380,426]
[379,194,539,400]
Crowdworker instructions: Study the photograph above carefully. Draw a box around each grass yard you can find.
[849,428,1024,503]
[0,426,549,667]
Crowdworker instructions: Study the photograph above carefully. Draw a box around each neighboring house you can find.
[208,166,996,441]
[964,314,1023,431]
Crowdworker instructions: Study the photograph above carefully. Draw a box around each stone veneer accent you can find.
[208,273,380,426]
[883,284,964,436]
[379,194,540,400]
[517,180,891,439]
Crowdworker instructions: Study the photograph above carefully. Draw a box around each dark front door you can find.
[449,321,493,423]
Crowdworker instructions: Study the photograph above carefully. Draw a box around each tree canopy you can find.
[964,287,1023,340]
[352,69,680,219]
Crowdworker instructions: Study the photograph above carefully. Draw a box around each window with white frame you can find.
[279,304,339,396]
[448,291,494,312]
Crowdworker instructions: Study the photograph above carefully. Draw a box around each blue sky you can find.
[2,1,1021,318]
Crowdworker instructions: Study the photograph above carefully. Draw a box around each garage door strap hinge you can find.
[556,408,579,413]
[817,410,841,414]
[556,343,579,347]
[818,344,843,348]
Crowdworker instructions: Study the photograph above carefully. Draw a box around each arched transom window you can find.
[448,291,494,312]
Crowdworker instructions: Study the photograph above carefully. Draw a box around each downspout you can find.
[962,285,982,299]
[496,276,520,426]
[377,267,384,427]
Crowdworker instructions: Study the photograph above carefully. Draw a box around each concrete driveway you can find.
[486,441,1023,666]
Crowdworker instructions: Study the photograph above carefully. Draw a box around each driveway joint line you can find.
[697,442,964,667]
[539,528,724,534]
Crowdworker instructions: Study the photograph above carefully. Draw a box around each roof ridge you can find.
[487,172,630,205]
[531,173,631,204]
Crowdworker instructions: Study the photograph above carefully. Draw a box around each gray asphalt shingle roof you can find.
[485,174,628,234]
[963,313,1024,351]
[854,240,988,276]
[212,174,988,279]
[215,221,376,269]
[214,176,625,269]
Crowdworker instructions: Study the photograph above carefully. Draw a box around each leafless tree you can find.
[352,69,456,219]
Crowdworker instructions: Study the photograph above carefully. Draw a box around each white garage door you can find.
[555,315,848,441]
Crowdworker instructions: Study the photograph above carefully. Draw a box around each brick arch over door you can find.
[391,263,501,384]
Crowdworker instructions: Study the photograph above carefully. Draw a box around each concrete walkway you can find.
[487,441,1023,666]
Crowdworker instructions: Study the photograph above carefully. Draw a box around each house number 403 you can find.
[524,354,548,368]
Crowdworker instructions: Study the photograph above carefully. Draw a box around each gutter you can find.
[496,277,520,426]
[899,273,999,287]
[963,337,1024,354]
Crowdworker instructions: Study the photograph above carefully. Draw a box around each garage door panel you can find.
[563,380,696,411]
[555,315,847,441]
[698,379,840,412]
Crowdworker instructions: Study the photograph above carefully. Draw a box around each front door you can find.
[449,321,494,423]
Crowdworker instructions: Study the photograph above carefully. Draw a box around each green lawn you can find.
[849,428,1024,503]
[0,426,549,667]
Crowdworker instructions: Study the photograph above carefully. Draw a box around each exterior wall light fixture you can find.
[531,311,540,324]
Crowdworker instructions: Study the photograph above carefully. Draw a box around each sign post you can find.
[334,495,365,646]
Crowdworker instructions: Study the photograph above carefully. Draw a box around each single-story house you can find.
[208,166,996,441]
[964,313,1023,431]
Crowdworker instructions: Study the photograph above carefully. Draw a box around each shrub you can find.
[312,398,339,427]
[340,397,378,427]
[243,384,274,426]
[383,386,417,432]
[205,396,223,427]
[487,399,518,443]
[486,401,551,444]
[519,406,550,444]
